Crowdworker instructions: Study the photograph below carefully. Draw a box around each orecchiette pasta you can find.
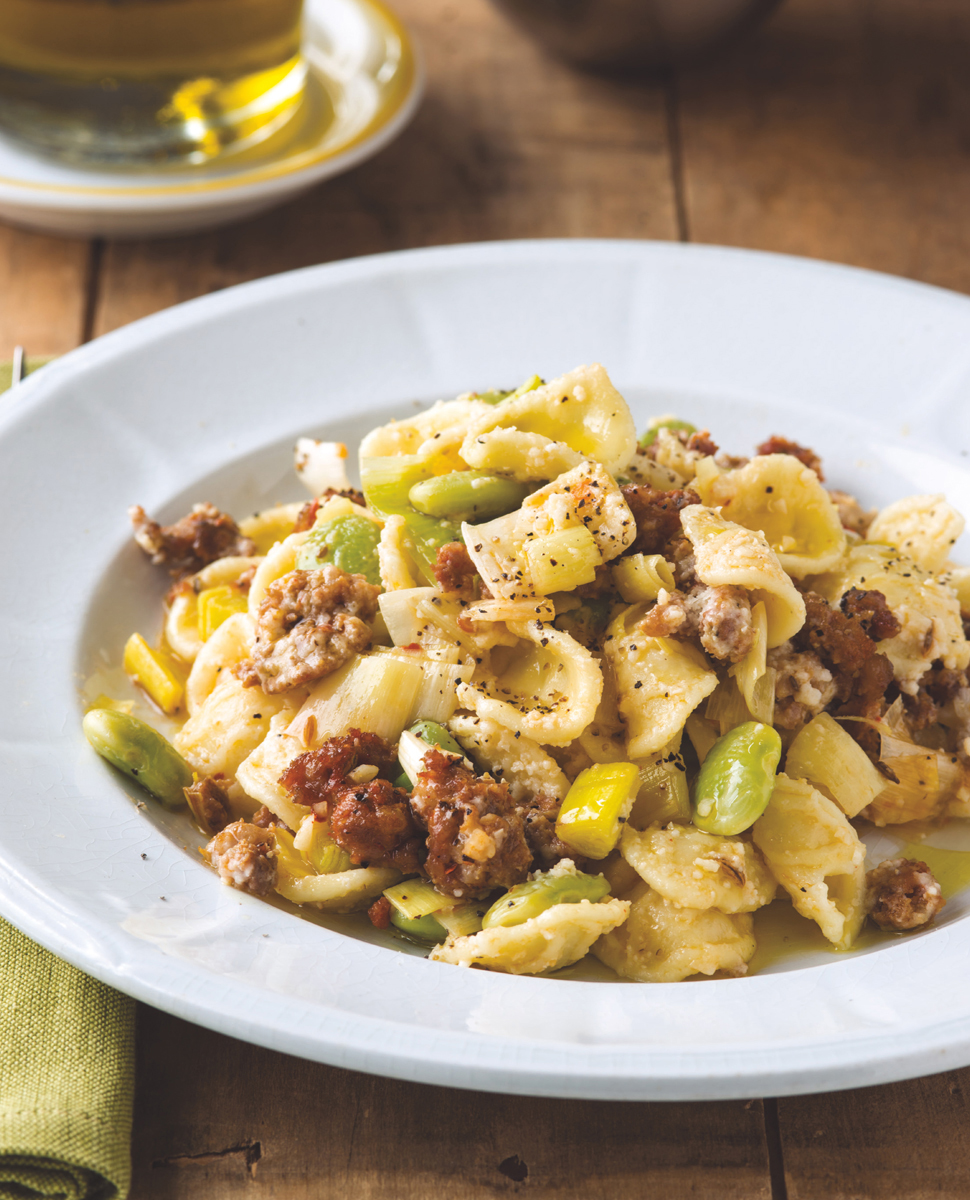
[94,361,964,983]
[592,881,756,982]
[680,505,806,647]
[693,454,846,577]
[752,774,866,949]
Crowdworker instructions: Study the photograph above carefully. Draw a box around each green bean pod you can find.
[83,708,192,809]
[482,870,611,930]
[296,514,382,586]
[408,471,531,523]
[691,720,782,835]
[390,910,447,943]
[639,417,697,449]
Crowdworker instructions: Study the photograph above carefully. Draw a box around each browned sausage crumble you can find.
[409,748,532,900]
[619,486,701,557]
[434,541,483,599]
[755,436,824,481]
[280,730,400,815]
[237,565,380,694]
[130,501,256,577]
[865,858,945,931]
[640,582,755,663]
[280,731,423,873]
[184,774,231,836]
[205,819,278,896]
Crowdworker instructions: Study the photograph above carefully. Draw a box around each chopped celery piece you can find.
[273,827,312,879]
[436,904,486,938]
[705,677,752,737]
[361,455,460,582]
[390,910,447,942]
[612,553,675,603]
[685,713,719,765]
[383,877,454,920]
[293,816,353,874]
[482,869,610,929]
[639,416,696,449]
[476,374,543,405]
[555,762,640,859]
[122,632,184,715]
[408,471,531,523]
[197,585,248,642]
[785,712,885,818]
[296,514,382,586]
[629,752,691,826]
[524,526,602,594]
[397,727,466,787]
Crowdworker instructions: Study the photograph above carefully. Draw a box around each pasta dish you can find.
[82,364,970,980]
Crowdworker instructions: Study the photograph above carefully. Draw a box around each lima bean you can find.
[408,471,531,523]
[83,708,192,809]
[639,417,697,449]
[296,514,382,586]
[482,870,610,930]
[691,720,782,835]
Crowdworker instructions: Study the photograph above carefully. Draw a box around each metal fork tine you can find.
[11,346,25,386]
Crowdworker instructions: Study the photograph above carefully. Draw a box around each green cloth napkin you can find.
[0,357,53,393]
[0,920,135,1200]
[1,351,134,1200]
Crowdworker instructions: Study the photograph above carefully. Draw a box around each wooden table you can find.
[7,0,970,1193]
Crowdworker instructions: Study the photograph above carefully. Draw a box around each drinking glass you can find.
[0,0,307,166]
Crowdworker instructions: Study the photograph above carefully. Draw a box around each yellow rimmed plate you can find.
[0,0,421,238]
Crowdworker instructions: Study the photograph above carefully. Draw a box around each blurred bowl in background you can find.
[487,0,784,70]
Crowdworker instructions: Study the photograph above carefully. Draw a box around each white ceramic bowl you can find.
[2,240,970,1099]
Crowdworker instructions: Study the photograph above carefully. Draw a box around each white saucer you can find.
[0,0,422,239]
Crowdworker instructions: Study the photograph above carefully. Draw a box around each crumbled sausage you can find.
[840,588,901,643]
[368,895,393,929]
[183,774,231,835]
[518,792,577,869]
[130,502,256,578]
[641,583,754,663]
[293,488,367,533]
[903,664,970,731]
[410,748,532,899]
[280,731,422,872]
[755,436,824,481]
[828,489,876,536]
[280,730,399,815]
[865,858,945,930]
[329,777,425,873]
[686,430,718,457]
[238,566,380,694]
[205,819,277,896]
[434,542,481,599]
[619,486,701,557]
[767,643,838,729]
[778,591,896,743]
[251,804,285,829]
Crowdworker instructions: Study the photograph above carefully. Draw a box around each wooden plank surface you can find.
[130,1007,771,1200]
[91,0,678,335]
[0,226,92,353]
[676,0,970,291]
[778,1073,970,1199]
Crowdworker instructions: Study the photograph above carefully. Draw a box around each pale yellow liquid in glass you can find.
[0,0,306,166]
